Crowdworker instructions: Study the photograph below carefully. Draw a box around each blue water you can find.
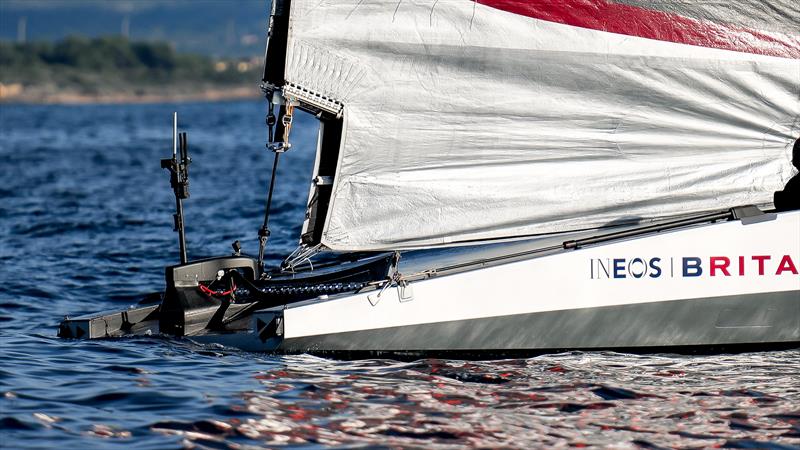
[1,101,799,449]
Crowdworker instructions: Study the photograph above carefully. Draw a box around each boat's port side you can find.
[255,291,799,355]
[59,209,799,354]
[246,210,800,354]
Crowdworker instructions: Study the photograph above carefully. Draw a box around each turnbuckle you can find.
[282,105,293,127]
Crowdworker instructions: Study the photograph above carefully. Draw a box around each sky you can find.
[0,0,268,57]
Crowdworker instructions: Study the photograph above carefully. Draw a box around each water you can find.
[1,101,798,449]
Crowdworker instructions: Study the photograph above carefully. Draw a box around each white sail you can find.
[281,0,800,251]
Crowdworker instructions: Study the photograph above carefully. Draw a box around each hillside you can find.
[0,36,263,103]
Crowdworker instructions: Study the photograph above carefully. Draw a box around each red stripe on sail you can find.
[476,0,800,59]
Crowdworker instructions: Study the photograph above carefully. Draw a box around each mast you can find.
[262,0,290,87]
[256,0,294,273]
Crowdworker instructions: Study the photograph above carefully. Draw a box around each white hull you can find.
[195,210,800,354]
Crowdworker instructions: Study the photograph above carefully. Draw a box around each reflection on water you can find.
[0,102,798,449]
[137,350,800,449]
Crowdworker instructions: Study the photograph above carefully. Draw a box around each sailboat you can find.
[59,0,800,356]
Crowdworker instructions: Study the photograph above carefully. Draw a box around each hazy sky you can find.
[0,0,268,57]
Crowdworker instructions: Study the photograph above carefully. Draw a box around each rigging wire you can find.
[257,94,277,273]
[257,92,296,275]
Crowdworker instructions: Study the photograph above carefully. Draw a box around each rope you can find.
[198,280,236,298]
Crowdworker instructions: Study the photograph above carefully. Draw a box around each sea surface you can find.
[1,101,798,449]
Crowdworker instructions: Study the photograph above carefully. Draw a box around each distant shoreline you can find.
[1,36,265,105]
[0,84,262,105]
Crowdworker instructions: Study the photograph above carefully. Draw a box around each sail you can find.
[280,0,800,251]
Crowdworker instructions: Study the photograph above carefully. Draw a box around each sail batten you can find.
[282,0,800,251]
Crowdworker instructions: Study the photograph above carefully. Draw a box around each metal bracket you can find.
[313,176,334,186]
[268,141,291,153]
[398,280,414,302]
[367,280,392,306]
[367,278,414,306]
[256,314,284,342]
